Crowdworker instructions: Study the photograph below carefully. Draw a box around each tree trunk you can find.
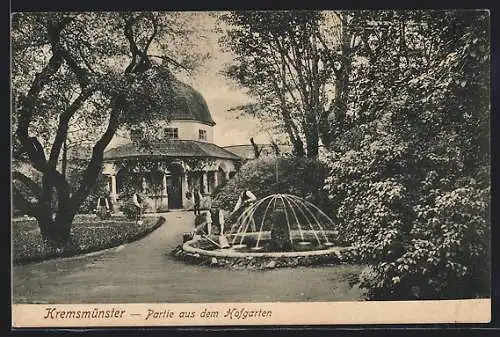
[37,209,75,247]
[291,136,305,157]
[305,113,319,158]
[318,14,353,148]
[36,212,55,241]
[52,207,77,245]
[34,170,75,246]
[61,139,68,178]
[318,108,334,148]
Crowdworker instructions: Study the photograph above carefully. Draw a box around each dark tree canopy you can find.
[218,9,490,300]
[11,12,209,245]
[324,10,490,300]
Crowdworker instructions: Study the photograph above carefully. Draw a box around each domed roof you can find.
[169,78,216,126]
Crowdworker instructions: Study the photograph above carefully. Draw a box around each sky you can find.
[177,13,269,147]
[111,12,269,149]
[181,49,265,147]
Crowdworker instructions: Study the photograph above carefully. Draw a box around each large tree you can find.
[219,11,403,157]
[219,11,342,158]
[11,12,207,245]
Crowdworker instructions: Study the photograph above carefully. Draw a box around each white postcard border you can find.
[12,299,491,327]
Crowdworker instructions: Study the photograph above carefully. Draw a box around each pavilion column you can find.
[183,174,188,191]
[110,175,117,200]
[202,171,208,194]
[213,170,218,188]
[162,172,168,196]
[160,170,170,212]
[182,172,189,208]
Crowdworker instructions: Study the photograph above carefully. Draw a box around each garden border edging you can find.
[13,216,166,266]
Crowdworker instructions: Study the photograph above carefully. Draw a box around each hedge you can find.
[212,156,330,214]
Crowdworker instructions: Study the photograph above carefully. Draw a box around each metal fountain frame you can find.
[228,193,338,249]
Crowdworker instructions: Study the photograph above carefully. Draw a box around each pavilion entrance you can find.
[167,163,183,209]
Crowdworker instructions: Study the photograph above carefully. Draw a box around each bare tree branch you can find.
[148,54,190,71]
[48,89,94,168]
[13,171,42,198]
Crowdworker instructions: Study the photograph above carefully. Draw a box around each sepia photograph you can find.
[10,9,491,326]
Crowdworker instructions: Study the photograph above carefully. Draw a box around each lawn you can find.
[12,215,164,265]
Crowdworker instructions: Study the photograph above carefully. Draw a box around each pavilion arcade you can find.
[100,78,241,213]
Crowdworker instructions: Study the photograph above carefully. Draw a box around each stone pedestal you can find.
[110,174,119,212]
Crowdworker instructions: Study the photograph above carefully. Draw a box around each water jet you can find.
[175,193,351,269]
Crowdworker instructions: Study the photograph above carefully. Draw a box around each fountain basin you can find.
[172,234,350,270]
[183,239,344,257]
[172,193,352,269]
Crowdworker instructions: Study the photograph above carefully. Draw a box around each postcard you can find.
[11,9,491,327]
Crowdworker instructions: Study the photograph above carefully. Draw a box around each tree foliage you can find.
[219,11,342,158]
[324,10,490,299]
[11,12,207,245]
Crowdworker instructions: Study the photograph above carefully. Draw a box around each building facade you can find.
[102,79,241,213]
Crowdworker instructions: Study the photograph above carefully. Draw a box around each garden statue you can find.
[232,189,257,231]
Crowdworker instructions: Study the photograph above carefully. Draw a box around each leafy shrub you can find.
[324,11,490,300]
[119,196,149,219]
[120,202,139,220]
[358,266,383,298]
[212,156,330,213]
[326,127,490,300]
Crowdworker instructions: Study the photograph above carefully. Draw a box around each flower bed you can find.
[13,216,165,265]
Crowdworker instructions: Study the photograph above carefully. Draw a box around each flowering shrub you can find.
[323,11,490,300]
[13,216,164,264]
[326,128,490,299]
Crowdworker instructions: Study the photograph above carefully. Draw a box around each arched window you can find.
[217,167,227,186]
